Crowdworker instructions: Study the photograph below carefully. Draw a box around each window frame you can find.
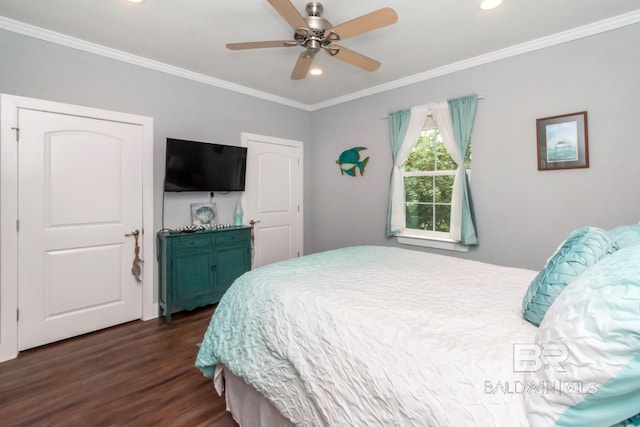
[395,124,470,252]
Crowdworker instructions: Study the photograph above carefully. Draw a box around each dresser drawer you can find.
[172,236,211,250]
[216,230,249,246]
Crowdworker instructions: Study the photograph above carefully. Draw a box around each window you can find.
[387,97,479,250]
[402,122,471,240]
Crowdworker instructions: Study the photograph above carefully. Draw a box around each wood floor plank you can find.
[0,306,238,427]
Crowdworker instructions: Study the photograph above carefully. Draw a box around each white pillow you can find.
[524,245,640,427]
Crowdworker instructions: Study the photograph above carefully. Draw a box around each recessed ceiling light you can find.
[479,0,503,10]
[309,68,322,76]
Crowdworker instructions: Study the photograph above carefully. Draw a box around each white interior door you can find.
[17,109,143,351]
[243,133,303,268]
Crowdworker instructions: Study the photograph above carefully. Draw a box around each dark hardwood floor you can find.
[0,306,239,427]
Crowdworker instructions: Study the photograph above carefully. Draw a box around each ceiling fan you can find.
[226,0,398,80]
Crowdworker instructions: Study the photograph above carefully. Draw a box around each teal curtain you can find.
[448,95,478,245]
[386,109,411,236]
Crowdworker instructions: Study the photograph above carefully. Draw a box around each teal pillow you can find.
[608,224,640,249]
[522,226,617,326]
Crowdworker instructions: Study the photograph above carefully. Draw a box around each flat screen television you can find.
[164,138,247,192]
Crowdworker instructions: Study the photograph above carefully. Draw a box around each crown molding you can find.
[1,10,639,112]
[0,16,311,111]
[308,10,640,111]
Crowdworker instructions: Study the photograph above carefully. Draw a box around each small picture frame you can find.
[536,111,589,171]
[191,203,217,225]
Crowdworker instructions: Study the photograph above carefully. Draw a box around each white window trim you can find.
[396,232,470,252]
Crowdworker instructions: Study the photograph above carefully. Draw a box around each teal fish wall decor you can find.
[336,147,370,177]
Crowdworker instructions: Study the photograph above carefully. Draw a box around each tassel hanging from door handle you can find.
[249,220,260,263]
[126,229,144,283]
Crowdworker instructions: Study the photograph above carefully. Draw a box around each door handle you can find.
[249,220,260,264]
[125,229,143,283]
[249,220,260,250]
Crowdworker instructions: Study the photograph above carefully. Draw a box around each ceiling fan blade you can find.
[226,41,291,50]
[267,0,307,30]
[328,45,381,72]
[291,51,315,80]
[328,7,398,40]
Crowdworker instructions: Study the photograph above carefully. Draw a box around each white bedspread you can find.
[196,246,539,426]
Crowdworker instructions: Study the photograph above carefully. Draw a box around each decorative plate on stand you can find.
[191,203,217,225]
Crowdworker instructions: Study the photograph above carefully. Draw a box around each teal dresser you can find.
[157,226,251,323]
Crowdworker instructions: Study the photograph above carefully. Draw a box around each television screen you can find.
[164,138,247,192]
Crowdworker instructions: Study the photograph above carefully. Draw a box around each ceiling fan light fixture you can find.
[479,0,503,10]
[127,0,145,3]
[309,68,322,76]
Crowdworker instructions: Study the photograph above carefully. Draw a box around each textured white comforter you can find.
[196,246,539,426]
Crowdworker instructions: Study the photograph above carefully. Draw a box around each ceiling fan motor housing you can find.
[295,2,335,53]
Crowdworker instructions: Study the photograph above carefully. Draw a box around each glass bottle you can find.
[234,200,243,226]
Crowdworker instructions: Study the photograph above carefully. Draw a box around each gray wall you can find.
[0,27,311,234]
[307,24,640,269]
[1,24,639,274]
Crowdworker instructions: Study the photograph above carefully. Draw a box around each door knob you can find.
[125,229,140,237]
[249,220,260,226]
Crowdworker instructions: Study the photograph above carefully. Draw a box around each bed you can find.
[195,225,640,427]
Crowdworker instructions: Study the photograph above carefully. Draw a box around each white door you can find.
[17,109,143,350]
[243,133,303,268]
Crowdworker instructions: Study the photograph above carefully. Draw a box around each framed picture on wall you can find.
[536,111,589,171]
[191,203,217,225]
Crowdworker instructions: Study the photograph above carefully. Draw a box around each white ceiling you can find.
[1,0,639,110]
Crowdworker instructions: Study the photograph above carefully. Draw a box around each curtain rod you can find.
[382,95,486,119]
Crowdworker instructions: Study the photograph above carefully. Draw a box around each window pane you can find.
[435,204,451,232]
[406,203,433,231]
[406,132,437,172]
[434,175,455,203]
[402,124,471,236]
[435,141,457,170]
[404,176,433,203]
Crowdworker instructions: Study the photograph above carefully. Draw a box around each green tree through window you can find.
[403,127,470,235]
